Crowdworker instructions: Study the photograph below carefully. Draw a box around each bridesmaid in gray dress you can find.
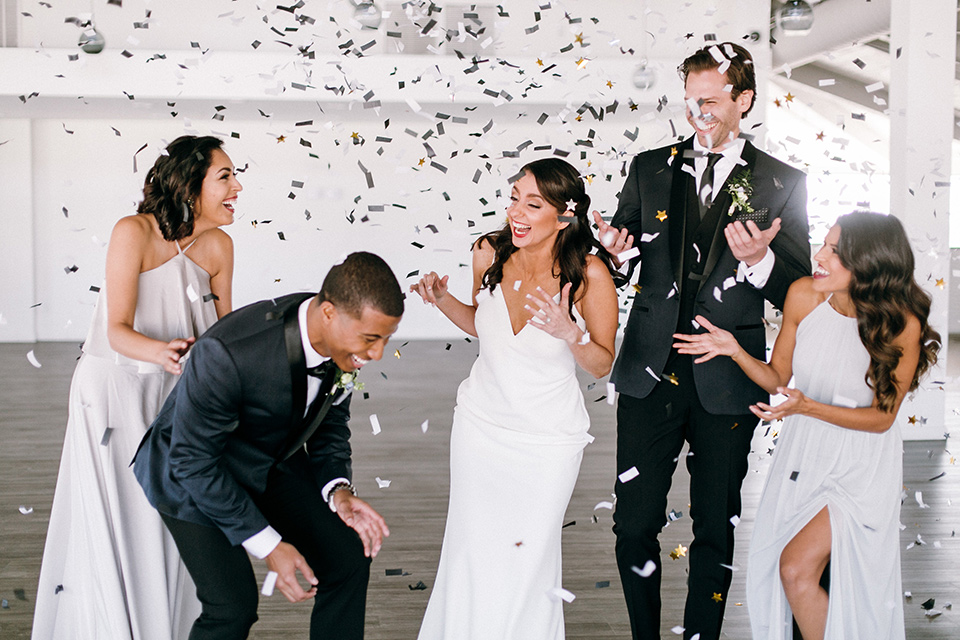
[674,211,940,640]
[33,136,240,640]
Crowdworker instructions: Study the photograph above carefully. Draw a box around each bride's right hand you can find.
[410,272,449,306]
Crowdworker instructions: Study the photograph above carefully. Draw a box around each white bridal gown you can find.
[418,286,594,640]
[33,241,216,640]
[747,298,905,640]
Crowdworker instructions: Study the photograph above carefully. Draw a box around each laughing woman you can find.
[33,136,241,640]
[412,158,619,639]
[674,211,940,640]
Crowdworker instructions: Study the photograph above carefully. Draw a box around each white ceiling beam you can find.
[771,0,891,70]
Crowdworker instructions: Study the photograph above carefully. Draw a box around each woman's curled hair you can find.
[835,211,941,413]
[477,158,617,320]
[138,135,224,241]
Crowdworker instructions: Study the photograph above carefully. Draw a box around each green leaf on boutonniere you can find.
[725,169,755,216]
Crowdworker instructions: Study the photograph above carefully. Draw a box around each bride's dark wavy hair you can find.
[835,211,941,413]
[137,135,224,241]
[476,157,617,320]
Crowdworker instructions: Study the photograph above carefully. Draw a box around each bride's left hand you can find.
[524,283,582,345]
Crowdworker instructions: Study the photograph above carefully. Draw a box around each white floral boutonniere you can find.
[334,370,365,394]
[725,169,755,216]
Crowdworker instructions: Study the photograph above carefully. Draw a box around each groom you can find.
[134,251,404,639]
[596,43,810,639]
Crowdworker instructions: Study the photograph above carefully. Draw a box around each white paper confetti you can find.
[639,233,660,243]
[619,466,640,483]
[632,560,656,577]
[261,571,278,596]
[375,477,391,488]
[186,283,200,303]
[548,587,576,603]
[370,414,381,435]
[617,247,640,263]
[421,419,429,434]
[915,491,929,509]
[26,350,41,368]
[18,505,33,515]
[606,381,616,405]
[730,514,740,527]
[593,501,614,510]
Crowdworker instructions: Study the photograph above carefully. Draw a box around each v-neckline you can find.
[497,285,560,338]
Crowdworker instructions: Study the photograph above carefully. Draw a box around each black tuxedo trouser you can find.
[161,457,371,640]
[613,354,756,640]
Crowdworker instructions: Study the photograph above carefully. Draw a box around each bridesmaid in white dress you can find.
[32,136,241,640]
[674,211,940,640]
[411,158,620,639]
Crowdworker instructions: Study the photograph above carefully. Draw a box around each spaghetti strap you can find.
[177,238,198,254]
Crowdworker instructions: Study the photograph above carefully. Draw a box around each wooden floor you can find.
[1,339,958,639]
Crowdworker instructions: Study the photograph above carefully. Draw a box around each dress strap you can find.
[177,238,198,254]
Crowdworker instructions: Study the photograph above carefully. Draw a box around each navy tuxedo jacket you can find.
[610,138,811,414]
[134,293,353,546]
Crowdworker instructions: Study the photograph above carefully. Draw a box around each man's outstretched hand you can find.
[265,541,318,603]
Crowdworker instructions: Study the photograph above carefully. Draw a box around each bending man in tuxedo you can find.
[594,43,811,640]
[134,251,403,639]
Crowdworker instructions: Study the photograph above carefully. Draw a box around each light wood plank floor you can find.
[1,340,958,639]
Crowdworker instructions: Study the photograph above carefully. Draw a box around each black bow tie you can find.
[306,360,336,379]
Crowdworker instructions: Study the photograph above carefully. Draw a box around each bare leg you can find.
[779,507,831,640]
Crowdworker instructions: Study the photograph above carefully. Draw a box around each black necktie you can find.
[699,152,723,216]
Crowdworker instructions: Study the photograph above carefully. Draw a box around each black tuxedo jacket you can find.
[610,138,810,414]
[133,293,353,546]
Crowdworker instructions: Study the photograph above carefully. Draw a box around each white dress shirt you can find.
[241,298,347,559]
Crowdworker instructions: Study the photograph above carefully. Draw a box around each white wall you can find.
[0,0,771,341]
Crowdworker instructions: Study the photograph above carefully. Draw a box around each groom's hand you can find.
[265,541,318,603]
[333,492,390,558]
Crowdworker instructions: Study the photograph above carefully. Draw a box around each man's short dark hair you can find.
[678,42,757,118]
[319,252,404,318]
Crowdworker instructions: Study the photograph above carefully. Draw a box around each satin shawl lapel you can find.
[283,377,338,460]
[668,138,695,289]
[283,301,307,434]
[698,141,757,293]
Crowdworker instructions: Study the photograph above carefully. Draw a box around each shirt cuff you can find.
[242,526,282,559]
[737,247,774,288]
[321,477,351,512]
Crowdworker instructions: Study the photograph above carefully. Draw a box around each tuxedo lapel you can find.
[283,369,340,460]
[697,141,758,293]
[283,301,308,434]
[668,139,695,289]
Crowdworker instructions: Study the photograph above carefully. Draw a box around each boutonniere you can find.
[334,370,364,394]
[725,169,755,216]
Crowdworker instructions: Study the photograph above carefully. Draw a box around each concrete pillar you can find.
[889,0,954,440]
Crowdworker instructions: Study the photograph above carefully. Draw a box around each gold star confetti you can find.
[575,114,583,122]
[632,284,643,293]
[773,98,782,108]
[584,174,594,185]
[606,80,614,89]
[655,210,667,222]
[536,58,544,66]
[629,101,639,111]
[665,372,679,386]
[936,278,945,289]
[574,32,584,44]
[785,92,795,103]
[815,131,825,141]
[670,544,687,560]
[418,158,426,166]
[394,349,401,359]
[712,593,723,603]
[575,57,588,69]
[515,541,523,547]
[276,135,286,143]
[350,131,360,141]
[950,456,955,465]
[731,422,739,430]
[908,415,918,424]
[670,147,678,157]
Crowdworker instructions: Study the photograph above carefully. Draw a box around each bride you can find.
[411,158,619,639]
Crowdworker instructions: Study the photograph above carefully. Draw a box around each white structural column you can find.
[889,0,955,440]
[0,119,37,342]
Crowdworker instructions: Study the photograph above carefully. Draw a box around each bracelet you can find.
[327,481,357,513]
